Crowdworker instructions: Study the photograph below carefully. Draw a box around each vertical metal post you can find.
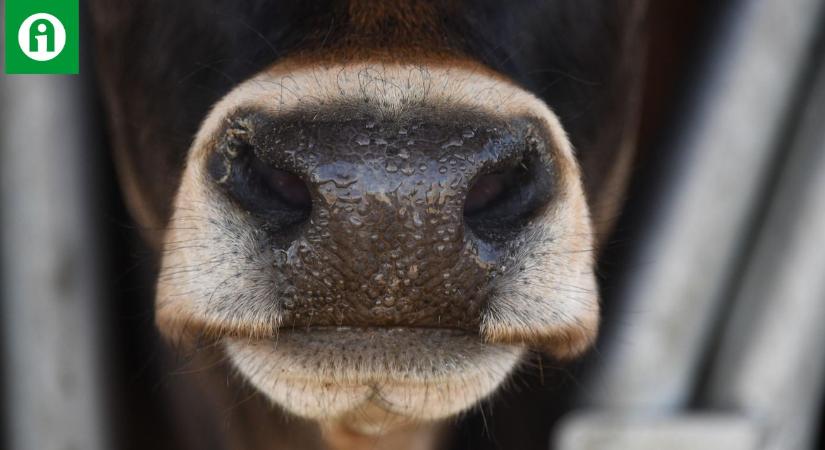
[583,0,825,410]
[555,0,825,448]
[0,73,108,450]
[704,41,825,450]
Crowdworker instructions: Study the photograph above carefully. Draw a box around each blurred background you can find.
[1,0,824,449]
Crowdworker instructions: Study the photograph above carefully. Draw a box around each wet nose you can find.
[207,111,555,329]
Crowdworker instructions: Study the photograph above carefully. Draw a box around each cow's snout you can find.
[156,65,600,427]
[205,111,556,330]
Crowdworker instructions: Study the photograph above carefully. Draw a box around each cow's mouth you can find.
[225,327,525,434]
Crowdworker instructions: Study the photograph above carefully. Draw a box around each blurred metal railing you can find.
[555,0,825,448]
[703,36,825,450]
[0,63,109,450]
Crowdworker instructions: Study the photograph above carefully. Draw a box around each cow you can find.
[89,1,650,449]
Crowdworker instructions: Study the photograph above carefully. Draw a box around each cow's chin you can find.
[225,328,524,435]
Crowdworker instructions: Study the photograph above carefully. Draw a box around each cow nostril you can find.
[208,134,312,232]
[463,152,554,242]
[464,171,507,216]
[251,157,312,211]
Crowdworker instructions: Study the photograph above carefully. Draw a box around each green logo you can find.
[4,0,79,74]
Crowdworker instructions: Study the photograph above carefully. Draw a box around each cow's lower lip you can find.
[224,327,525,430]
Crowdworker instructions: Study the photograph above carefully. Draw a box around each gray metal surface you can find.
[555,0,825,448]
[0,74,109,450]
[582,0,825,411]
[554,414,759,450]
[703,38,825,450]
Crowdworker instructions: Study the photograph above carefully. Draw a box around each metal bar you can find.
[582,0,825,410]
[702,37,825,450]
[0,72,109,450]
[553,413,759,450]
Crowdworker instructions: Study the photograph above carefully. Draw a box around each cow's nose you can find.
[207,112,555,329]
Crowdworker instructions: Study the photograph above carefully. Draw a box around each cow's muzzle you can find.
[206,110,556,330]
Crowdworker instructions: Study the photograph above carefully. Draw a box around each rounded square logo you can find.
[4,0,79,74]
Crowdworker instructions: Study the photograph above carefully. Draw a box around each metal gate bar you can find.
[0,72,109,450]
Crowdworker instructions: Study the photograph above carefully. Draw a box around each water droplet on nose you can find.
[348,216,363,227]
[400,164,415,176]
[442,137,464,149]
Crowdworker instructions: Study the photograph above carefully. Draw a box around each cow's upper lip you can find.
[155,308,481,345]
